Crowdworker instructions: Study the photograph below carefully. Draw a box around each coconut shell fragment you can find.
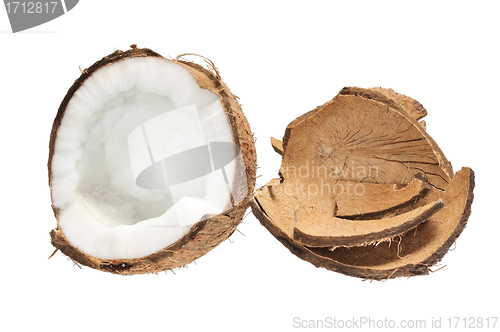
[251,87,474,280]
[293,199,444,248]
[49,46,257,274]
[333,176,429,218]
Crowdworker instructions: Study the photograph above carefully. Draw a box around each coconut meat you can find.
[50,57,237,259]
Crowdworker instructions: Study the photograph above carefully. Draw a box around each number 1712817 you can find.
[5,2,59,14]
[447,317,498,329]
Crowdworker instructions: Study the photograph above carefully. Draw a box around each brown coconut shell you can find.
[251,87,474,280]
[49,46,257,274]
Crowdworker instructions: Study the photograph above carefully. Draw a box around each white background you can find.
[1,1,498,331]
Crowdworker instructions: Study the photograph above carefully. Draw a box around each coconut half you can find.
[251,87,474,280]
[49,46,256,274]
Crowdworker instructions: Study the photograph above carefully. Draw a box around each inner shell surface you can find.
[51,57,237,259]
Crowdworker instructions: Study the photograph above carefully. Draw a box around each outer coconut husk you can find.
[251,87,474,280]
[49,46,257,274]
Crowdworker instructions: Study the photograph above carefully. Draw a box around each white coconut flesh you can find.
[51,57,242,259]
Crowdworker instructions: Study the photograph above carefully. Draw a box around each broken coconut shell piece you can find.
[331,176,430,218]
[293,199,444,248]
[49,46,256,274]
[251,87,474,280]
